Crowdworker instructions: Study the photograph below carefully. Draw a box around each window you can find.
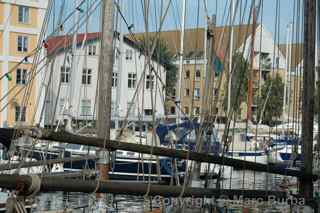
[184,107,189,114]
[125,49,133,60]
[112,72,118,87]
[80,99,91,116]
[195,70,201,80]
[144,109,153,116]
[172,88,176,98]
[18,6,29,23]
[146,75,154,89]
[115,48,120,59]
[17,36,28,52]
[60,67,70,83]
[111,101,117,115]
[194,107,200,115]
[128,73,136,88]
[88,45,96,56]
[170,106,176,114]
[194,88,200,99]
[82,68,92,85]
[16,68,27,84]
[214,88,219,96]
[184,88,190,96]
[59,99,65,114]
[15,106,26,122]
[185,70,190,79]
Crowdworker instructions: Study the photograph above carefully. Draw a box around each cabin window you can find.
[185,70,190,79]
[128,73,136,89]
[184,107,189,114]
[18,6,29,23]
[80,99,91,116]
[146,75,154,89]
[184,88,190,96]
[127,151,135,156]
[60,66,70,83]
[195,69,201,80]
[112,72,118,87]
[88,45,96,55]
[125,49,133,60]
[170,106,176,114]
[194,88,200,99]
[116,151,124,155]
[15,106,26,122]
[16,68,27,85]
[17,36,28,52]
[82,68,92,85]
[144,109,153,116]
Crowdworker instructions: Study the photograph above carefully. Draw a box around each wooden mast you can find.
[247,5,256,122]
[300,0,316,201]
[96,0,114,198]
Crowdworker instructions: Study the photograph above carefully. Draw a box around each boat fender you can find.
[17,175,41,198]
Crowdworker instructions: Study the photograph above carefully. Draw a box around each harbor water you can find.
[30,167,311,213]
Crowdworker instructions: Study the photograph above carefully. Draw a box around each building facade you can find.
[137,24,287,121]
[0,0,48,127]
[43,33,166,129]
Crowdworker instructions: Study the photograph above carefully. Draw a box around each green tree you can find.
[137,36,177,96]
[257,73,284,126]
[223,53,249,113]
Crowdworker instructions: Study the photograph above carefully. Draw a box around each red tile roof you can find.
[46,32,101,56]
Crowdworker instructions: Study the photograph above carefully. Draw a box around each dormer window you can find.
[125,49,133,60]
[88,45,96,55]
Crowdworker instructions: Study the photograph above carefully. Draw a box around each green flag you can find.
[213,56,223,76]
[5,73,12,81]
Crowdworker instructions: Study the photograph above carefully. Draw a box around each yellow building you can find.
[0,0,48,127]
[134,24,287,121]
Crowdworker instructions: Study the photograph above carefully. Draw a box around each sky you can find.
[50,0,304,44]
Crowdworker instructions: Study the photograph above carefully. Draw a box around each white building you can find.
[43,32,166,128]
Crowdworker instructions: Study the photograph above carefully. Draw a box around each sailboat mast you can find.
[247,5,256,122]
[227,0,235,115]
[300,0,316,200]
[96,0,115,194]
[176,0,186,121]
[282,24,291,122]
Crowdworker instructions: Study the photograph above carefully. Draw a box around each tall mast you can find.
[176,0,186,121]
[300,0,316,200]
[115,3,123,129]
[68,0,81,115]
[247,5,256,122]
[282,23,291,122]
[96,0,114,199]
[227,0,235,115]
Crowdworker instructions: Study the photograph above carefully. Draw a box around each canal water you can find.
[31,168,309,213]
